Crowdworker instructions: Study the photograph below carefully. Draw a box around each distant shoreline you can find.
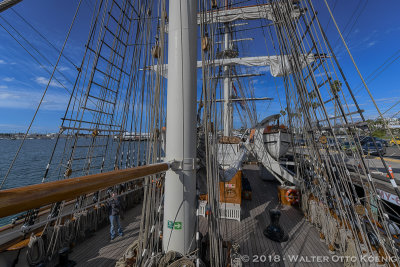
[0,133,149,141]
[0,133,59,140]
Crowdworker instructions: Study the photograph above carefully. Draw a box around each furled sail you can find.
[197,3,302,24]
[146,54,316,78]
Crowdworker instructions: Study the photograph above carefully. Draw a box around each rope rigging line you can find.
[10,8,80,70]
[3,1,400,266]
[259,0,400,261]
[0,0,84,189]
[0,18,74,91]
[322,0,400,163]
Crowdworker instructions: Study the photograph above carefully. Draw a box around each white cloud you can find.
[34,76,64,88]
[0,85,7,89]
[0,92,16,100]
[36,65,71,72]
[0,59,5,64]
[257,66,270,73]
[0,86,68,110]
[314,72,332,78]
[385,26,400,34]
[0,123,27,131]
[373,96,400,103]
[367,41,376,47]
[3,77,15,82]
[58,66,70,71]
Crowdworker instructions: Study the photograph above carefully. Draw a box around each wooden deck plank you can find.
[197,165,342,267]
[66,164,342,266]
[67,203,142,267]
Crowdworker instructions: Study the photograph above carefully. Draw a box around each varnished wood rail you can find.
[0,163,169,218]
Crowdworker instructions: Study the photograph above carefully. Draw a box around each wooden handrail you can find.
[0,163,169,218]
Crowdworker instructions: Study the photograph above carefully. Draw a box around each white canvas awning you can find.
[146,54,316,78]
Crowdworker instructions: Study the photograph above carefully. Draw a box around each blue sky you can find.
[0,0,399,132]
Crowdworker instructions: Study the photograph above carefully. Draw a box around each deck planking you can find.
[198,164,342,267]
[67,203,142,267]
[67,164,342,266]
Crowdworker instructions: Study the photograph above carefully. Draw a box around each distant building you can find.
[386,117,400,129]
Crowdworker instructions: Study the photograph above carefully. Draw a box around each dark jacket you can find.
[108,196,121,216]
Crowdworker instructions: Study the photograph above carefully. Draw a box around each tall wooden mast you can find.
[223,0,233,136]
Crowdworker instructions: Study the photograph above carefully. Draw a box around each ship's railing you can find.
[0,184,145,252]
[0,163,169,219]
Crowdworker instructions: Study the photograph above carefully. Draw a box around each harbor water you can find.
[0,138,148,226]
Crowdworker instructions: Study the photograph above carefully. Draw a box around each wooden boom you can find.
[0,163,169,218]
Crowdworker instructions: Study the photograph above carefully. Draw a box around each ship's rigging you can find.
[0,0,400,266]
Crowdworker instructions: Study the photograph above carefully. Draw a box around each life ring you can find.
[285,189,299,204]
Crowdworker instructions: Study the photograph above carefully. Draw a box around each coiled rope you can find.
[115,240,139,267]
[26,234,45,266]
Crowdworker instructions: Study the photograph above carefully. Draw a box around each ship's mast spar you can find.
[162,2,304,253]
[223,0,232,136]
[162,0,198,255]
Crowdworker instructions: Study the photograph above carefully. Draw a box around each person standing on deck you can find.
[108,191,124,240]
